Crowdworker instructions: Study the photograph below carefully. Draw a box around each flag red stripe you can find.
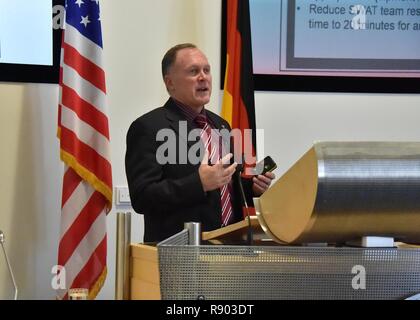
[69,236,107,291]
[63,42,106,93]
[61,168,82,207]
[225,1,245,130]
[59,62,64,86]
[225,0,239,96]
[58,104,62,130]
[235,99,250,133]
[60,126,112,189]
[58,191,106,265]
[61,81,110,139]
[227,3,245,129]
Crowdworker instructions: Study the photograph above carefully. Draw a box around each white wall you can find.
[0,0,419,300]
[256,92,420,177]
[0,84,62,299]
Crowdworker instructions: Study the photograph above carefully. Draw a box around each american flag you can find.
[57,0,112,300]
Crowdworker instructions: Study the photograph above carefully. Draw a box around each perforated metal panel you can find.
[158,235,420,300]
[159,229,189,246]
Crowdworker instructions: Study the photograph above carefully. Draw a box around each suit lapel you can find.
[164,99,197,149]
[206,111,225,130]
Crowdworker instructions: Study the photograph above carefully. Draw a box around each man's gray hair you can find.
[161,43,197,78]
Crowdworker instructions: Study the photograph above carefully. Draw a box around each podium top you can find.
[202,216,273,245]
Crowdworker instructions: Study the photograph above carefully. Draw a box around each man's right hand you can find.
[198,152,237,192]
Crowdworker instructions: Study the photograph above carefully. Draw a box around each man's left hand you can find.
[252,172,275,196]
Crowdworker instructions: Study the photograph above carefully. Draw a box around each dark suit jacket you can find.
[125,98,253,242]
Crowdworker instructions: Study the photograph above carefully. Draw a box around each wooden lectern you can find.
[130,243,160,300]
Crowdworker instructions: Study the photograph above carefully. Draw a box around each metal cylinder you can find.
[115,212,131,300]
[184,222,201,245]
[260,141,420,244]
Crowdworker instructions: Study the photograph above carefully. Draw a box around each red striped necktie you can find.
[195,114,233,226]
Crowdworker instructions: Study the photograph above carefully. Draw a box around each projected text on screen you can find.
[250,0,420,77]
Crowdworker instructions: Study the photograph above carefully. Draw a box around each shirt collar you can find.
[172,98,207,123]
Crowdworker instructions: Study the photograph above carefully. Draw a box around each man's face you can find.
[164,48,212,111]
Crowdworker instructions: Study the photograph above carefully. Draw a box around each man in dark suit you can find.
[125,43,274,242]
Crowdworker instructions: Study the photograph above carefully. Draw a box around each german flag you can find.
[221,0,256,175]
